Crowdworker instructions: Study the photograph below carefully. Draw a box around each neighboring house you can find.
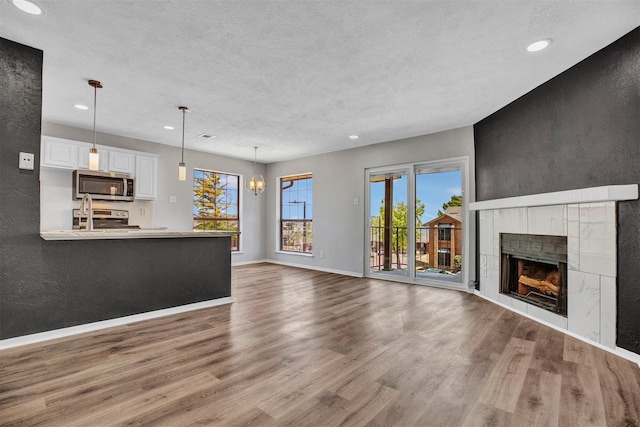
[423,206,462,270]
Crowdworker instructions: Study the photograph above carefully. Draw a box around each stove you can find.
[72,209,140,230]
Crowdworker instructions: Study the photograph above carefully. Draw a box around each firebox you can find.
[500,233,567,316]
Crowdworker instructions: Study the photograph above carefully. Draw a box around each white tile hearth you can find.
[471,185,639,350]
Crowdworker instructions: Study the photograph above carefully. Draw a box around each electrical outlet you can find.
[354,197,359,205]
[19,152,34,170]
[169,196,177,203]
[320,251,325,259]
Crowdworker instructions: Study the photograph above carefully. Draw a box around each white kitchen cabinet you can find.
[109,151,135,174]
[135,155,158,200]
[42,136,159,200]
[78,145,109,171]
[41,137,78,169]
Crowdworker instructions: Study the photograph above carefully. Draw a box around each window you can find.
[193,169,239,251]
[438,223,452,241]
[438,248,451,267]
[280,173,312,253]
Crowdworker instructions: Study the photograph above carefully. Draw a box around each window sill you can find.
[274,250,314,257]
[231,251,244,255]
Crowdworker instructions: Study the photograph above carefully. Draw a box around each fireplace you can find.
[500,233,567,316]
[470,185,637,350]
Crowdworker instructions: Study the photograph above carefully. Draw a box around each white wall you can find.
[264,126,476,277]
[41,123,476,272]
[41,122,266,264]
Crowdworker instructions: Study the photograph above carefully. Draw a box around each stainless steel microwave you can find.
[73,170,135,202]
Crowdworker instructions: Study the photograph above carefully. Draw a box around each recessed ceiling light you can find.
[163,125,174,130]
[12,0,42,15]
[198,133,216,139]
[349,135,359,140]
[527,39,551,52]
[74,104,88,110]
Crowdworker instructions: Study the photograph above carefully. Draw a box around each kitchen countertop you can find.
[40,229,238,241]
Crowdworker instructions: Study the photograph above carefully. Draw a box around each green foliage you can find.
[437,195,462,216]
[193,172,230,218]
[454,255,462,269]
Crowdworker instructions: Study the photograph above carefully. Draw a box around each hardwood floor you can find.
[2,263,640,426]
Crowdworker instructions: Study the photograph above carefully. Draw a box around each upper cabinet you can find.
[41,137,78,169]
[135,155,158,200]
[109,151,135,174]
[41,136,159,200]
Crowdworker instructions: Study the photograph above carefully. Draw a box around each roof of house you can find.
[423,206,462,226]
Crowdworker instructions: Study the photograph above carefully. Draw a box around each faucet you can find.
[78,193,94,231]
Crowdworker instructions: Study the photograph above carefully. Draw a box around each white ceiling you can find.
[1,1,638,163]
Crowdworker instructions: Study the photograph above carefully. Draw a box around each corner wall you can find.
[474,27,640,353]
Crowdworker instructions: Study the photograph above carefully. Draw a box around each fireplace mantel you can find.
[469,184,638,211]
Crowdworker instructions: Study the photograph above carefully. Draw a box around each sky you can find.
[370,170,462,222]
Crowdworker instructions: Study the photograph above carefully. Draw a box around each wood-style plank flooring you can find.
[2,263,640,426]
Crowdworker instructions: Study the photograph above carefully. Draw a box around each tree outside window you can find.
[193,169,239,251]
[280,174,312,253]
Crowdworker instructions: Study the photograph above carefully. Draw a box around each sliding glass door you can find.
[366,159,467,287]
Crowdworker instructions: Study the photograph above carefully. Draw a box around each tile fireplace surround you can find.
[470,185,638,360]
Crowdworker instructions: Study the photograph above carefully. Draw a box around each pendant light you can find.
[178,106,189,181]
[88,80,103,171]
[245,146,265,195]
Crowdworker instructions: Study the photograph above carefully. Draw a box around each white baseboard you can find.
[615,346,640,367]
[265,260,363,278]
[0,297,234,351]
[232,259,269,266]
[474,291,640,367]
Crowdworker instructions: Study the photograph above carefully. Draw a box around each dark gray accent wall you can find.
[474,27,640,353]
[0,37,43,340]
[0,37,231,340]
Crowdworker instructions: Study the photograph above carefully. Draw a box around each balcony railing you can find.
[370,225,463,274]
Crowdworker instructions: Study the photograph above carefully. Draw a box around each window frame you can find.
[192,168,242,252]
[278,173,313,254]
[438,223,453,241]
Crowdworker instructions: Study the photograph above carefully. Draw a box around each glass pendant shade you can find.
[88,148,100,171]
[178,106,189,181]
[88,80,102,171]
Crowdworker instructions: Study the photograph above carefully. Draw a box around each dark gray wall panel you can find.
[474,27,640,353]
[0,37,232,340]
[0,38,43,340]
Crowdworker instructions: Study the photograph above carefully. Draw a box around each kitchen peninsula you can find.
[24,229,234,342]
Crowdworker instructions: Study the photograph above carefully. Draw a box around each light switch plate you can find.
[19,152,34,170]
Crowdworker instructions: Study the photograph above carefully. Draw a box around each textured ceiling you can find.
[1,1,638,163]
